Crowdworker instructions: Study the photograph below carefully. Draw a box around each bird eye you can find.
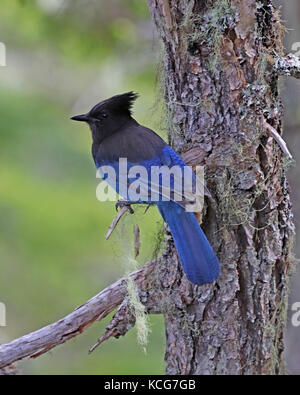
[102,113,108,118]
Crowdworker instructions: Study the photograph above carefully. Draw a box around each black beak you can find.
[70,114,90,122]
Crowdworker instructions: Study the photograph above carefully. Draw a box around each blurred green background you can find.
[0,0,166,375]
[0,0,299,375]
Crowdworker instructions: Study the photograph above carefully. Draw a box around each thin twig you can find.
[262,118,293,159]
[89,328,118,354]
[89,297,136,354]
[134,224,140,259]
[105,206,131,240]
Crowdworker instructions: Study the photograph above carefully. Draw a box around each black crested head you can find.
[71,92,138,123]
[71,92,139,143]
[90,91,138,118]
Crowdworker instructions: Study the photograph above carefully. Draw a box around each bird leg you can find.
[107,200,153,241]
[115,200,135,214]
[115,200,153,214]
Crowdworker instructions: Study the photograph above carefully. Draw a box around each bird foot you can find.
[115,200,134,214]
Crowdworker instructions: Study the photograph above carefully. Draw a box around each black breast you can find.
[93,124,166,164]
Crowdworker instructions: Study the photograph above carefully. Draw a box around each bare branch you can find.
[262,118,293,159]
[89,297,135,354]
[0,260,157,369]
[274,53,300,79]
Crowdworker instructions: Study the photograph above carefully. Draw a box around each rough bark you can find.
[147,0,295,374]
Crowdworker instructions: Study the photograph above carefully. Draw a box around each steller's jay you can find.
[71,92,220,285]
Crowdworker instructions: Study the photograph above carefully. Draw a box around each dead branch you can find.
[262,118,293,159]
[89,297,136,354]
[0,260,157,369]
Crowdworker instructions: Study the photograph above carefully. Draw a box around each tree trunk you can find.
[147,0,295,375]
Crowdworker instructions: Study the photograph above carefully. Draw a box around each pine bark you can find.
[147,0,295,375]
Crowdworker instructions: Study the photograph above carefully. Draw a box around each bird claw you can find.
[115,200,134,214]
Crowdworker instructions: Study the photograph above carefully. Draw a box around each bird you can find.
[71,92,220,285]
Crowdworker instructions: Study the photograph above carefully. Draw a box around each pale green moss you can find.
[126,258,151,353]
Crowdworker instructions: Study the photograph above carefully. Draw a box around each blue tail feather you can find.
[157,201,220,285]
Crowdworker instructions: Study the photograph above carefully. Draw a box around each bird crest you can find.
[90,92,139,117]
